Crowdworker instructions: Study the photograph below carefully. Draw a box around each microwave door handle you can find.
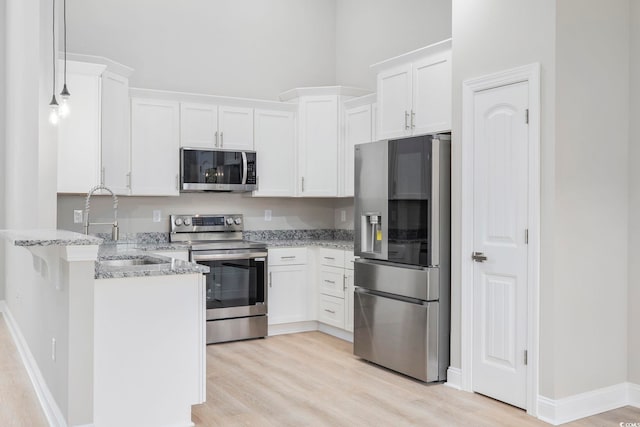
[241,152,248,185]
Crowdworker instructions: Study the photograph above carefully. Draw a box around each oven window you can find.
[201,258,264,309]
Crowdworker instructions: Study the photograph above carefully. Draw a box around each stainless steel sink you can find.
[100,257,170,267]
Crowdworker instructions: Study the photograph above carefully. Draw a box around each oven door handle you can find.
[192,252,268,262]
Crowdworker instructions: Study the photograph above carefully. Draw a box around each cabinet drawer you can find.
[319,267,345,298]
[318,294,345,329]
[319,248,344,268]
[268,247,307,266]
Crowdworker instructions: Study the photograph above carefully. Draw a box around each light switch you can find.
[340,210,347,222]
[153,210,161,222]
[264,210,272,221]
[74,210,83,224]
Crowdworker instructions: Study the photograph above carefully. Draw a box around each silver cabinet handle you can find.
[324,309,335,314]
[411,110,415,129]
[323,257,335,261]
[301,177,305,192]
[343,275,347,291]
[280,256,296,260]
[101,167,105,186]
[472,251,488,262]
[324,279,336,284]
[405,110,410,130]
[269,271,272,288]
[215,131,219,147]
[220,131,224,147]
[176,174,180,191]
[126,172,131,189]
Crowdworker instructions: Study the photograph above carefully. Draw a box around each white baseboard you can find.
[538,382,640,425]
[444,366,462,390]
[268,321,318,336]
[317,323,354,343]
[1,304,68,427]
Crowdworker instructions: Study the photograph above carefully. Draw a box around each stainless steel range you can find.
[170,214,268,344]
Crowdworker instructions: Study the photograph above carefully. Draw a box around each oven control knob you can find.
[174,217,183,226]
[226,217,234,225]
[183,218,192,226]
[234,217,242,225]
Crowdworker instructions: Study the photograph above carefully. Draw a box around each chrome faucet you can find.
[84,184,119,241]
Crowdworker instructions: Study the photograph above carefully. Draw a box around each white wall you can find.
[57,194,343,234]
[628,1,640,385]
[66,0,337,100]
[0,0,6,301]
[335,0,451,90]
[451,0,557,395]
[553,0,629,398]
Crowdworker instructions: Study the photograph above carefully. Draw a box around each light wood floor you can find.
[1,320,638,426]
[193,331,640,427]
[0,316,48,427]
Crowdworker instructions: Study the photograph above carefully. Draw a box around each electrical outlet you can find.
[340,210,347,222]
[51,338,56,361]
[264,210,272,221]
[153,210,161,222]
[74,210,83,224]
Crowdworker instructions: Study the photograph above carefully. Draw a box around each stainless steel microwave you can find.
[180,148,257,192]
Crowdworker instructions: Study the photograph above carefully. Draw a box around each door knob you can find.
[472,252,487,262]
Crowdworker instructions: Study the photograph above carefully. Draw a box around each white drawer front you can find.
[319,267,345,298]
[319,248,345,268]
[268,247,308,266]
[318,294,345,329]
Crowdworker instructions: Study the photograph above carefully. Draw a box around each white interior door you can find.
[472,81,529,409]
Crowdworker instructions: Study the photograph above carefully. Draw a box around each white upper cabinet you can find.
[130,98,180,196]
[179,102,218,149]
[373,39,452,139]
[218,106,254,150]
[57,58,133,194]
[179,103,253,150]
[253,109,296,197]
[342,94,376,197]
[298,95,339,197]
[280,86,371,198]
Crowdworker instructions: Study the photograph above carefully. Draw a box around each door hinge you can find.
[525,109,529,124]
[525,229,529,244]
[524,350,528,365]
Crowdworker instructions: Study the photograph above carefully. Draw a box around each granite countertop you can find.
[260,239,354,250]
[96,244,208,280]
[0,229,103,247]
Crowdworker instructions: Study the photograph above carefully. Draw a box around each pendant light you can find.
[58,0,70,117]
[48,0,59,125]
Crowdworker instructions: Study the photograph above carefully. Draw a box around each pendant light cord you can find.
[63,0,66,86]
[52,0,56,95]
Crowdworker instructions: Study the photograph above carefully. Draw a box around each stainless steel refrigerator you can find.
[353,133,450,383]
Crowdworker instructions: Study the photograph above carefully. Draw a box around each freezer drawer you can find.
[354,258,440,301]
[354,288,440,382]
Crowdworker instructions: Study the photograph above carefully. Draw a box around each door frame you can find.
[460,63,541,416]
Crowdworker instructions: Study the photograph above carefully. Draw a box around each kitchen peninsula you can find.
[0,229,208,427]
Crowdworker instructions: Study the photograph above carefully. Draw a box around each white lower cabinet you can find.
[267,248,311,325]
[316,248,355,332]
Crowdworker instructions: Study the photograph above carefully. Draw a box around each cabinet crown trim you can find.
[279,86,372,102]
[370,38,452,73]
[65,52,134,77]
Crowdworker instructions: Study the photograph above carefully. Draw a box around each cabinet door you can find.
[343,105,372,197]
[58,68,102,193]
[268,265,310,325]
[412,50,452,134]
[130,98,180,196]
[298,96,338,197]
[377,64,412,140]
[253,109,296,197]
[101,71,131,195]
[180,103,218,149]
[218,106,254,150]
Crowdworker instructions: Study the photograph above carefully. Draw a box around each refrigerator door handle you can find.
[355,287,425,305]
[431,137,441,266]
